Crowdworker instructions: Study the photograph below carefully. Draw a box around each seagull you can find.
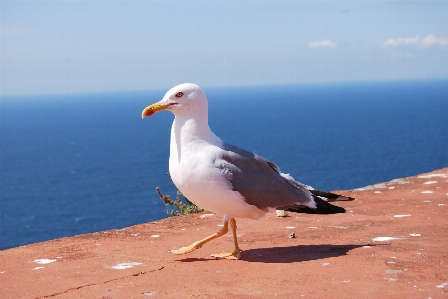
[142,83,354,259]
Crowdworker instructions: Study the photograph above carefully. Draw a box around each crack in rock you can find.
[35,266,165,298]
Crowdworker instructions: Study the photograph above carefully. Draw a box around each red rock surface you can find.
[1,169,447,299]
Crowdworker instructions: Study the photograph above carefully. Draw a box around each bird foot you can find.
[210,249,241,260]
[169,242,202,255]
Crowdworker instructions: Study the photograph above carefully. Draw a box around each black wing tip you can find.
[282,195,348,214]
[310,189,355,202]
[282,189,355,214]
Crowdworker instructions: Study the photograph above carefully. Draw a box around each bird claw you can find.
[210,250,241,260]
[169,242,202,255]
[169,247,194,255]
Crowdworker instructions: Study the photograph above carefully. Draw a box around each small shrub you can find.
[156,187,203,216]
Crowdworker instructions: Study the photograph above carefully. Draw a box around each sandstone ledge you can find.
[1,168,447,299]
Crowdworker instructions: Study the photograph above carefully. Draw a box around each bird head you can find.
[142,83,207,118]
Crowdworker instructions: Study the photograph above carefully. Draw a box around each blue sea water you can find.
[1,80,447,250]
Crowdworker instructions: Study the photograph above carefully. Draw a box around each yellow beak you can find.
[142,100,172,118]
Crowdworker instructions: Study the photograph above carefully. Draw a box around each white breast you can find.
[168,134,266,220]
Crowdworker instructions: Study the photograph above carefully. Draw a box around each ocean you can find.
[1,80,447,250]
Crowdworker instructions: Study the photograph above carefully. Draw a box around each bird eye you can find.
[175,92,183,98]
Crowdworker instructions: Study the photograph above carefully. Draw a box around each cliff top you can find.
[1,168,447,298]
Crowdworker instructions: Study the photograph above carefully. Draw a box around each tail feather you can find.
[309,189,355,202]
[283,196,346,214]
[280,189,354,215]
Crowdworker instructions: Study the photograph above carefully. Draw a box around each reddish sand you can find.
[1,168,447,299]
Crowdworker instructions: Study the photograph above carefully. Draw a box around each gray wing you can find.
[215,142,315,211]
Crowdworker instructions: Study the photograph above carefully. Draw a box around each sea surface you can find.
[1,80,447,250]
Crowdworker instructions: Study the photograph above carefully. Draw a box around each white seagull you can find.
[142,83,354,259]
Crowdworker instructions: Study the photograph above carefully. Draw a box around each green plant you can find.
[156,187,203,216]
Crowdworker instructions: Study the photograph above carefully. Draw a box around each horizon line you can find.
[1,77,447,99]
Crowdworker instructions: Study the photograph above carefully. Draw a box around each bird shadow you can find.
[241,244,372,263]
[176,244,377,263]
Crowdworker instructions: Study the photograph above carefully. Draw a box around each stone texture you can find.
[1,168,447,298]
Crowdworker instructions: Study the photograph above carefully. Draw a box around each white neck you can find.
[170,110,221,163]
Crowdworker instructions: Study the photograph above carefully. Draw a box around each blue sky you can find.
[1,0,448,96]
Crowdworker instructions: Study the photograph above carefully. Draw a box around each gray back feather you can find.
[215,142,314,211]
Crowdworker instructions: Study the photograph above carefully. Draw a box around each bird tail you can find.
[309,189,355,202]
[280,190,354,214]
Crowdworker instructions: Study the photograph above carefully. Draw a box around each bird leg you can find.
[169,220,230,255]
[210,218,242,260]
